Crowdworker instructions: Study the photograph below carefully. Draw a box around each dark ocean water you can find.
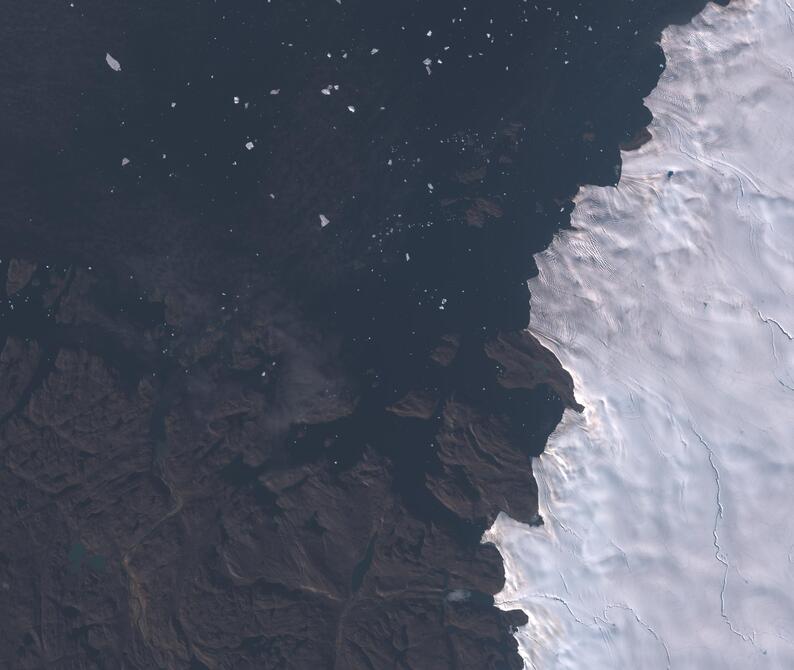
[0,1,725,668]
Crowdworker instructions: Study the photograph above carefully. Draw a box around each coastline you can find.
[0,1,740,667]
[487,0,794,666]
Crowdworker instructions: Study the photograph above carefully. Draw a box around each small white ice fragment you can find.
[423,57,432,75]
[319,214,330,228]
[270,89,280,95]
[371,48,380,55]
[405,253,410,261]
[233,96,240,104]
[347,105,356,113]
[105,53,122,72]
[427,182,434,191]
[121,157,130,166]
[245,141,255,150]
[321,86,332,95]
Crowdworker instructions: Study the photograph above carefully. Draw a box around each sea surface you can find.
[487,0,794,667]
[0,1,751,667]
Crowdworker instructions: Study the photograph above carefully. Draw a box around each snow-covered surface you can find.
[485,0,794,667]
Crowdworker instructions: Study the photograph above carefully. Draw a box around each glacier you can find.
[485,0,794,667]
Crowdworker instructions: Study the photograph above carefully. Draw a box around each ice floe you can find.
[105,52,121,72]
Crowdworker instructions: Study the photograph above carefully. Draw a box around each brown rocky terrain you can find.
[0,260,573,669]
[0,0,724,667]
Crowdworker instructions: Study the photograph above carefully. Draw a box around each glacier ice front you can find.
[485,0,794,667]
